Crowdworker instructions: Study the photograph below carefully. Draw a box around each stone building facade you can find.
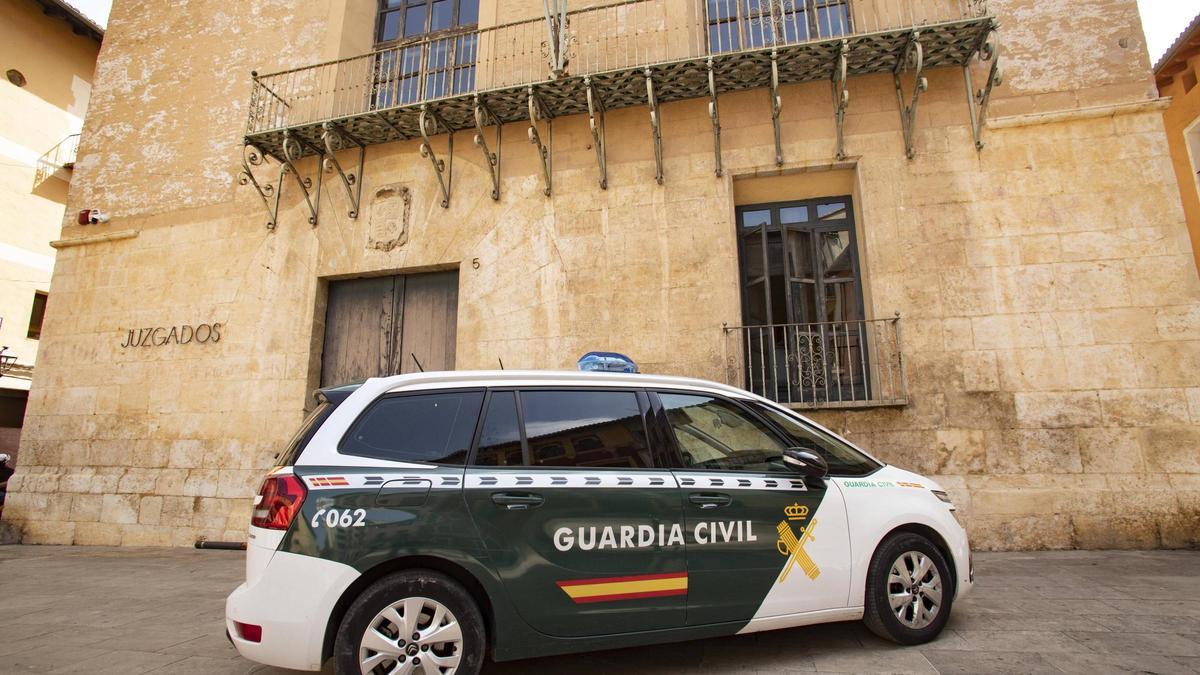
[3,0,1198,550]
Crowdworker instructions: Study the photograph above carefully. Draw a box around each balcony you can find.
[33,133,80,189]
[240,0,999,225]
[723,316,907,409]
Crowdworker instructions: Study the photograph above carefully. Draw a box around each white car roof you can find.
[368,369,755,398]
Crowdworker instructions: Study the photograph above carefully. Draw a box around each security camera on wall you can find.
[77,209,109,225]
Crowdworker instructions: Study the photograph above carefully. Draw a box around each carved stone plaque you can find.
[367,184,411,252]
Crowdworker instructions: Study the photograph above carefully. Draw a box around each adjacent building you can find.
[4,0,1199,550]
[0,0,101,463]
[1156,13,1200,274]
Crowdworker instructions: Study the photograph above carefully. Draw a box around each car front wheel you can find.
[863,531,953,645]
[334,570,485,675]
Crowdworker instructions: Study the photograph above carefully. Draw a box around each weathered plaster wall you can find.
[4,0,1198,550]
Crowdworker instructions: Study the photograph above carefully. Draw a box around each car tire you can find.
[334,570,486,675]
[862,531,953,645]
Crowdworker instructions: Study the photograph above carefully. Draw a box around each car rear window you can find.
[277,401,335,466]
[340,391,484,464]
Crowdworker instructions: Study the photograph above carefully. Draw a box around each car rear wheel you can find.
[863,531,953,645]
[334,570,485,675]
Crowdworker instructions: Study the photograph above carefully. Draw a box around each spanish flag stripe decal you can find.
[557,572,687,604]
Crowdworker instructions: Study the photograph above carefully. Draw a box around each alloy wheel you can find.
[886,550,943,630]
[359,596,463,674]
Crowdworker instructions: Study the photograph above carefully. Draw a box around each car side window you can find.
[340,391,483,464]
[744,400,881,476]
[473,389,652,469]
[474,391,524,466]
[659,392,789,472]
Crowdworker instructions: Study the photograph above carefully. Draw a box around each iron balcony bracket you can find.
[832,40,850,161]
[646,67,664,185]
[472,95,502,200]
[585,77,608,190]
[239,143,283,230]
[964,28,1003,151]
[770,49,783,166]
[894,31,928,160]
[322,122,366,219]
[419,104,454,208]
[281,130,323,227]
[707,57,723,177]
[528,86,553,197]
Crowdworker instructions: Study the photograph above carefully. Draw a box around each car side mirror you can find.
[783,448,828,481]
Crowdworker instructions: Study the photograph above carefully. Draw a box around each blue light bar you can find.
[577,351,639,373]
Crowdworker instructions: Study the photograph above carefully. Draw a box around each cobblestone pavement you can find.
[0,546,1198,674]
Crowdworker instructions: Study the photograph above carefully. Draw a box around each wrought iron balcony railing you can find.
[33,133,80,188]
[723,316,907,408]
[240,0,999,227]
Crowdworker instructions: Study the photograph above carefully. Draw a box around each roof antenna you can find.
[498,357,505,370]
[411,353,425,373]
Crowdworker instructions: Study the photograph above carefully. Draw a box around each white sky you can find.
[66,0,110,28]
[1138,0,1200,65]
[59,1,1200,67]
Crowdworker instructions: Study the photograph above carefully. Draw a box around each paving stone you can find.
[1044,650,1198,674]
[49,649,189,674]
[1062,631,1200,657]
[947,629,1090,653]
[921,649,1062,674]
[809,648,936,673]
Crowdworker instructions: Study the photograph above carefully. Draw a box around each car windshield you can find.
[744,401,881,477]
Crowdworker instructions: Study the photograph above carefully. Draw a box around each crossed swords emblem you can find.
[776,503,820,582]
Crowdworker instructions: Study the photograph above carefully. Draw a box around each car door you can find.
[650,390,852,626]
[463,388,687,638]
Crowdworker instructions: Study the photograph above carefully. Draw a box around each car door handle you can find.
[491,492,545,510]
[688,493,732,509]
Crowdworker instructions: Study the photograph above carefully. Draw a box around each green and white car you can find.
[226,370,972,674]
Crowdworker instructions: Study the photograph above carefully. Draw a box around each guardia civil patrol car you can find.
[226,370,972,674]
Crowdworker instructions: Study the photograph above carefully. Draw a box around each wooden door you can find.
[320,270,459,387]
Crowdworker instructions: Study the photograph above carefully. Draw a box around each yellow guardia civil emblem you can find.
[775,503,819,582]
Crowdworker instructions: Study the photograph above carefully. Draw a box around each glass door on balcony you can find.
[736,197,866,404]
[372,0,480,108]
[706,0,852,52]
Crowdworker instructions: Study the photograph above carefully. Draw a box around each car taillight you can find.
[234,621,263,643]
[250,474,307,530]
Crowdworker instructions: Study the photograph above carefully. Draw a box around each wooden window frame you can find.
[734,196,865,327]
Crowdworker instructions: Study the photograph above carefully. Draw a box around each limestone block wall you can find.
[3,0,1197,550]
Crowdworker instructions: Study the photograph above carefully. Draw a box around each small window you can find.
[522,391,651,469]
[744,400,881,476]
[474,391,523,466]
[27,292,47,339]
[340,391,483,464]
[1184,69,1198,94]
[659,393,789,472]
[473,390,652,469]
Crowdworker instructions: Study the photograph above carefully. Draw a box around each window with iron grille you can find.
[706,0,851,52]
[735,197,871,404]
[373,0,480,107]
